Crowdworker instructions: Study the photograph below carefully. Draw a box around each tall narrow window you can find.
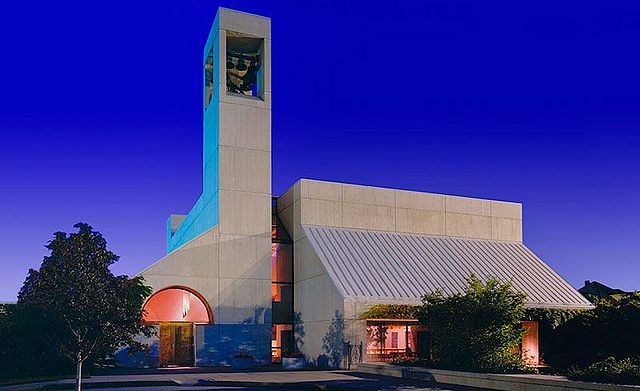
[391,332,398,349]
[271,198,294,363]
[204,47,214,110]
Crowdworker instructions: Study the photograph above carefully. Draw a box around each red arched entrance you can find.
[142,286,213,367]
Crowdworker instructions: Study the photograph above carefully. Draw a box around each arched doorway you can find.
[142,286,213,367]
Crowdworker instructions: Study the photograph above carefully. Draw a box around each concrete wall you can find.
[360,363,640,391]
[293,235,346,367]
[278,179,522,242]
[275,181,345,367]
[137,8,273,366]
[276,179,525,367]
[214,7,273,364]
[165,8,272,253]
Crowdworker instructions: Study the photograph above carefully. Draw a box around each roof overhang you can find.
[304,225,594,310]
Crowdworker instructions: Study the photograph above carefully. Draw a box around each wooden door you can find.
[174,323,194,366]
[159,323,194,367]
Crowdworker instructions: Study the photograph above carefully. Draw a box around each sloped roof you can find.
[303,225,593,309]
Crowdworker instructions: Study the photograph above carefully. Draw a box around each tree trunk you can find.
[76,354,83,391]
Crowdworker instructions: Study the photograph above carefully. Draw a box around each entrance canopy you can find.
[143,287,213,324]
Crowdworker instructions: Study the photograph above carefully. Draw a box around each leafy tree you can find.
[548,292,640,369]
[417,275,530,373]
[365,323,388,356]
[0,303,73,379]
[17,223,153,391]
[523,307,582,366]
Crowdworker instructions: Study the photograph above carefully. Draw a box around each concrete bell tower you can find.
[204,7,272,240]
[207,7,273,359]
[141,8,273,366]
[210,8,273,363]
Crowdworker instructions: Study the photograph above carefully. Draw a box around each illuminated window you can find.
[365,321,428,362]
[272,283,282,302]
[271,324,293,363]
[142,287,212,325]
[272,243,292,283]
[271,283,292,303]
[271,198,294,355]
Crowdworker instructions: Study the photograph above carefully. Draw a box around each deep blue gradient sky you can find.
[1,1,639,301]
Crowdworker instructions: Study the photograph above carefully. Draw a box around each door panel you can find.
[159,323,194,367]
[174,323,194,366]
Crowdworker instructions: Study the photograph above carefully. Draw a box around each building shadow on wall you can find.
[321,310,344,368]
[242,307,269,325]
[293,311,305,353]
[114,327,160,368]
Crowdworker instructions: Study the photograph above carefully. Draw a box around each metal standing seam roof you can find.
[303,225,594,310]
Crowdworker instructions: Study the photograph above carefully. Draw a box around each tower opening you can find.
[226,31,264,98]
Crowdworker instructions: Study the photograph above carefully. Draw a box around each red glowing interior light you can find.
[142,287,212,324]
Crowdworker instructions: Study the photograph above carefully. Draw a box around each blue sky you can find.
[0,0,638,300]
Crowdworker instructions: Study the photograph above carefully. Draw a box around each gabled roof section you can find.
[303,225,593,310]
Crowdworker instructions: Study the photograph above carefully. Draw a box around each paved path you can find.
[0,370,489,391]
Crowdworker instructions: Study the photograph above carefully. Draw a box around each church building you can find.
[130,8,593,368]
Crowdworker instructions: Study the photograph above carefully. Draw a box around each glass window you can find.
[204,47,214,110]
[272,243,292,283]
[271,206,292,243]
[271,324,293,363]
[365,322,428,362]
[272,283,293,323]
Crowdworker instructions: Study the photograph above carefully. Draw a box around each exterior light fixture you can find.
[182,291,191,318]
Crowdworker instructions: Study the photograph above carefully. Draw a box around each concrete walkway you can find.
[0,369,488,391]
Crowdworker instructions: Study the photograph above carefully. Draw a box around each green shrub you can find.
[417,275,534,374]
[0,303,74,379]
[358,304,419,320]
[548,293,640,369]
[568,357,640,385]
[391,356,430,367]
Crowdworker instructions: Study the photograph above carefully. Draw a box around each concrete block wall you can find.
[165,7,272,253]
[359,363,640,391]
[141,228,221,307]
[214,8,273,365]
[276,178,525,366]
[293,239,345,366]
[140,226,272,365]
[276,182,346,367]
[278,179,522,243]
